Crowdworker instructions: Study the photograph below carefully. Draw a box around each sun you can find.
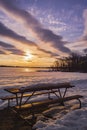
[24,52,33,61]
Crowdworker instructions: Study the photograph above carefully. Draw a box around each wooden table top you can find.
[4,82,75,94]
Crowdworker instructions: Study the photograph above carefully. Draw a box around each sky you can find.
[0,0,87,67]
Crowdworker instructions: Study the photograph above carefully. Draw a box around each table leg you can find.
[58,88,62,98]
[16,93,19,105]
[57,88,68,106]
[23,91,35,104]
[19,93,23,107]
[62,88,67,98]
[51,89,59,98]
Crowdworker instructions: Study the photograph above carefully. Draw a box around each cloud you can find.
[68,9,87,54]
[84,48,87,53]
[82,36,87,41]
[37,28,70,53]
[37,47,59,57]
[0,22,37,47]
[0,22,60,57]
[78,9,87,52]
[0,0,71,54]
[0,40,14,48]
[0,50,5,54]
[9,49,24,55]
[83,9,87,35]
[0,41,24,55]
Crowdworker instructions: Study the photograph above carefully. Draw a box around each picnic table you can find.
[3,82,82,107]
[1,82,83,125]
[4,82,73,105]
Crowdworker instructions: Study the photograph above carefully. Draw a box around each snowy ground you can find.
[0,69,87,130]
[33,81,87,130]
[33,108,87,130]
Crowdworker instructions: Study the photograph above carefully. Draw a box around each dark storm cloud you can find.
[0,0,71,54]
[0,41,24,55]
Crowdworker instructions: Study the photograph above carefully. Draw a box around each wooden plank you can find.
[20,83,75,92]
[63,95,83,101]
[15,95,83,110]
[4,82,75,94]
[0,90,58,100]
[4,88,20,94]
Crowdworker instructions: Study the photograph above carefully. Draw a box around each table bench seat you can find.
[12,95,83,125]
[0,90,58,106]
[15,95,83,110]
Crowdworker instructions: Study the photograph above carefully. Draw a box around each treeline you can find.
[50,53,87,72]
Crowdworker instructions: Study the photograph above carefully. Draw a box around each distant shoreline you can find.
[0,66,87,73]
[0,66,50,68]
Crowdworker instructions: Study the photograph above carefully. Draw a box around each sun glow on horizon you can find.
[24,51,33,61]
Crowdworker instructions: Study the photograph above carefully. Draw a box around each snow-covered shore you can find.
[33,108,87,130]
[0,78,86,130]
[33,81,87,130]
[0,68,87,130]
